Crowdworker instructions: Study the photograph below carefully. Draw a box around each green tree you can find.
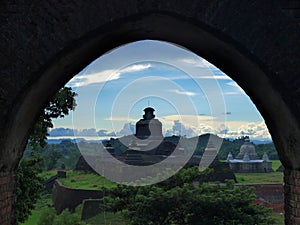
[37,208,88,225]
[17,87,76,223]
[16,158,43,223]
[43,149,63,170]
[28,87,77,151]
[103,167,273,225]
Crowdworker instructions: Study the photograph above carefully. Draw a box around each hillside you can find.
[22,134,279,171]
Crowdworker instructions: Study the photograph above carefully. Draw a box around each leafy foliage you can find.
[17,87,76,223]
[23,140,82,170]
[37,208,88,225]
[256,142,278,159]
[102,167,273,225]
[16,158,43,223]
[43,149,63,170]
[28,87,77,151]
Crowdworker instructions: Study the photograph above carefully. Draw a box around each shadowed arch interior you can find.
[1,2,300,224]
[8,13,298,172]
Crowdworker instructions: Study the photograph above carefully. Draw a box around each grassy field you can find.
[234,160,283,184]
[272,212,285,225]
[235,172,283,184]
[58,170,117,190]
[21,170,57,225]
[22,164,285,225]
[39,170,57,180]
[21,193,52,225]
[57,160,284,188]
[86,212,127,225]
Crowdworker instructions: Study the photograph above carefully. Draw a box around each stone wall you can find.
[230,161,273,173]
[43,171,67,192]
[43,175,58,192]
[0,171,16,225]
[52,180,103,214]
[81,199,102,220]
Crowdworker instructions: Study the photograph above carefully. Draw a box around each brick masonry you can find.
[284,169,300,225]
[241,183,284,214]
[0,171,16,225]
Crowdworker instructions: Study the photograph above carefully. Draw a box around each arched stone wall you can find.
[1,1,300,224]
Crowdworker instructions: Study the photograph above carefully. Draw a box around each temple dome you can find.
[236,139,259,160]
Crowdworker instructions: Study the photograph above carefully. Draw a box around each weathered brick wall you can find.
[234,183,284,213]
[284,169,300,225]
[0,171,16,225]
[246,184,284,204]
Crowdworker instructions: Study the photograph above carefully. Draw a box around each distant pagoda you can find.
[226,138,273,173]
[135,107,163,140]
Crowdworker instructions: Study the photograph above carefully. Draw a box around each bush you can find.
[37,208,89,225]
[17,158,43,223]
[103,168,274,225]
[53,210,87,225]
[37,208,56,225]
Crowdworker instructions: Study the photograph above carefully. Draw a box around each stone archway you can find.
[1,1,300,224]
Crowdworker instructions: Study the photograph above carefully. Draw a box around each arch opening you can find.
[9,13,298,173]
[1,4,299,224]
[21,39,286,223]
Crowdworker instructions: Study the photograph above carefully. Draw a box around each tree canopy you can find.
[102,167,273,225]
[17,87,76,223]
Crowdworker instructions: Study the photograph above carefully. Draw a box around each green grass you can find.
[58,169,284,189]
[20,171,56,225]
[86,211,127,225]
[234,160,283,184]
[235,172,283,184]
[58,171,117,190]
[272,212,284,225]
[21,209,40,225]
[235,160,283,184]
[39,170,57,180]
[21,193,52,225]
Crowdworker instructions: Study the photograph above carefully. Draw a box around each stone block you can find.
[81,199,102,220]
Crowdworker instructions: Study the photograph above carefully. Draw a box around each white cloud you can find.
[222,91,242,95]
[168,89,198,96]
[197,75,232,80]
[161,117,271,140]
[221,121,271,140]
[68,63,151,87]
[161,114,214,125]
[116,122,136,136]
[166,120,196,136]
[105,117,137,122]
[179,57,213,68]
[69,69,121,87]
[120,64,151,73]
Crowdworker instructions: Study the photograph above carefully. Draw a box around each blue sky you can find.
[52,40,271,140]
